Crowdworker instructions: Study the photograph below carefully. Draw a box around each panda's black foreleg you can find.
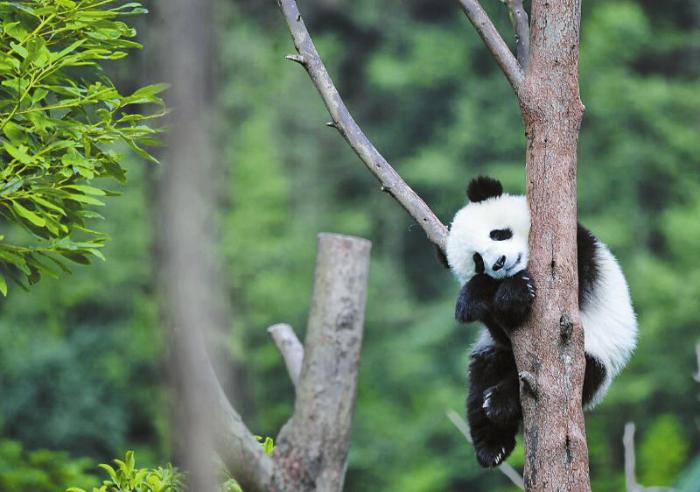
[455,273,500,323]
[492,269,536,331]
[467,345,520,468]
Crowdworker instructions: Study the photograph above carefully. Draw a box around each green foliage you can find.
[0,155,163,458]
[638,415,690,486]
[0,439,98,492]
[0,0,164,293]
[67,450,183,492]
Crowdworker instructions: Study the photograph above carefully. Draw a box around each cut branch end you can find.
[519,371,539,399]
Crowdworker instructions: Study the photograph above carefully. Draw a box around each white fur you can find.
[451,193,638,409]
[581,241,637,408]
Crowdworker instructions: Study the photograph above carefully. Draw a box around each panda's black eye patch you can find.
[490,228,512,241]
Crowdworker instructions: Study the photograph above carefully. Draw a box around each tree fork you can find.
[514,0,589,490]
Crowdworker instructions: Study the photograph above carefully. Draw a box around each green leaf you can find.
[63,184,107,196]
[65,193,105,206]
[98,464,118,483]
[0,273,7,296]
[3,22,28,42]
[33,195,66,215]
[3,141,33,164]
[12,201,46,227]
[10,42,28,59]
[3,121,27,144]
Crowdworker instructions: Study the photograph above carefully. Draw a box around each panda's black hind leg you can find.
[483,377,521,425]
[467,344,520,467]
[582,353,607,407]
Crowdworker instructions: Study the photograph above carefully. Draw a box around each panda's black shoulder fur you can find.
[467,176,503,202]
[577,223,600,308]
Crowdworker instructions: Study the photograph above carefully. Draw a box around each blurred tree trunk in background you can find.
[156,0,221,489]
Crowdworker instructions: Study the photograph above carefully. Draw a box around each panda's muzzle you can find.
[492,255,506,271]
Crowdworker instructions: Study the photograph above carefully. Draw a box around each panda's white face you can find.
[446,194,530,283]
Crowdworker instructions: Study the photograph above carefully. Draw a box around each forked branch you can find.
[276,0,448,252]
[456,0,524,93]
[623,422,674,492]
[268,323,304,387]
[503,0,530,69]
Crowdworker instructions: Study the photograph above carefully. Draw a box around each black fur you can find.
[490,228,513,241]
[467,176,503,203]
[467,346,520,467]
[436,245,449,268]
[473,252,485,274]
[492,270,536,330]
[455,274,499,324]
[577,223,600,308]
[582,354,607,407]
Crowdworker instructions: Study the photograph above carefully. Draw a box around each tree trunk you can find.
[274,233,371,491]
[157,0,221,489]
[514,0,590,490]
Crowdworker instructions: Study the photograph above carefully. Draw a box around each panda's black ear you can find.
[467,176,503,202]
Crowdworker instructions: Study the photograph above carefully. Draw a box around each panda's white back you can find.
[580,240,637,407]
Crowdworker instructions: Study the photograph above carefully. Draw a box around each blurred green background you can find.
[0,0,698,490]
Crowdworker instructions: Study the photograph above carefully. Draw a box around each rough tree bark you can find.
[515,1,589,489]
[274,234,371,491]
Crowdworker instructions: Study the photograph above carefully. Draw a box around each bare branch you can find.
[456,0,524,93]
[694,342,700,383]
[276,0,448,252]
[623,422,675,492]
[447,409,525,490]
[504,0,530,69]
[275,234,371,490]
[624,422,641,492]
[268,323,304,387]
[208,355,278,491]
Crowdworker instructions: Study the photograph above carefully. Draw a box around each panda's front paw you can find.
[455,289,490,323]
[455,274,498,323]
[493,270,536,330]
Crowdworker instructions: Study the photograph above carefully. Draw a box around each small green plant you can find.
[255,435,275,456]
[0,0,165,293]
[67,450,183,492]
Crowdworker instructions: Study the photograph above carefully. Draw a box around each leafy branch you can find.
[0,0,164,293]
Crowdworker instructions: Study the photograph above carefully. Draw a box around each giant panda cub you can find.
[445,176,637,468]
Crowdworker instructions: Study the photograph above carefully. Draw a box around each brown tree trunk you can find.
[514,0,590,490]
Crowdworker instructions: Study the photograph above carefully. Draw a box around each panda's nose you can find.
[492,255,506,271]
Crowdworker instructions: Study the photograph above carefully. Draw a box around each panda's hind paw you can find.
[483,383,521,425]
[474,436,516,468]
